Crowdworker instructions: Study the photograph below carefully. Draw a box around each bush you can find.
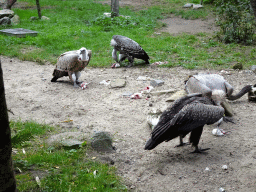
[215,0,256,44]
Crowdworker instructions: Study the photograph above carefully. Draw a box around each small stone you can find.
[205,167,210,171]
[122,92,133,98]
[150,79,164,87]
[130,185,135,189]
[109,79,126,88]
[222,165,228,170]
[183,3,193,8]
[41,16,50,20]
[219,187,225,192]
[61,139,83,149]
[193,4,203,9]
[149,102,153,107]
[166,90,187,102]
[30,16,38,21]
[232,62,243,70]
[137,76,151,81]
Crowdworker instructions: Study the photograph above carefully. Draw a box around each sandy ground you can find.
[1,55,256,191]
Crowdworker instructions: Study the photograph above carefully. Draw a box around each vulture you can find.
[145,93,224,153]
[185,73,252,133]
[185,73,252,104]
[110,35,150,68]
[51,47,92,87]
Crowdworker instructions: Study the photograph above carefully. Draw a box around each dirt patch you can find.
[160,17,219,35]
[2,56,256,191]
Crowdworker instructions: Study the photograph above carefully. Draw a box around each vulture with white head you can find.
[110,35,149,68]
[51,47,92,87]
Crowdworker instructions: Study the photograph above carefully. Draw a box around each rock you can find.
[11,14,20,25]
[150,89,176,96]
[91,131,114,152]
[103,12,111,17]
[41,16,50,20]
[147,115,160,130]
[30,16,38,21]
[222,165,228,170]
[183,3,193,8]
[109,79,126,88]
[122,92,133,98]
[0,28,38,37]
[46,132,88,146]
[250,65,256,73]
[166,90,187,102]
[0,16,11,25]
[232,62,243,70]
[221,100,233,117]
[150,79,164,87]
[219,187,225,192]
[193,4,203,9]
[61,139,83,149]
[205,167,210,171]
[212,128,224,136]
[0,0,5,8]
[0,9,14,19]
[136,76,151,81]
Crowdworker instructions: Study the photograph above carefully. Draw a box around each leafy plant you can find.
[215,0,256,44]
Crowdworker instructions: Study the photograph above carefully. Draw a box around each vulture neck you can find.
[80,50,88,61]
[227,85,252,101]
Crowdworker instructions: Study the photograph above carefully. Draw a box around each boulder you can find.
[0,16,11,25]
[91,131,114,152]
[11,14,19,25]
[0,9,14,19]
[46,132,88,146]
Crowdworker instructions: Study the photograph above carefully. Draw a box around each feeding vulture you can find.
[145,93,224,153]
[185,73,252,103]
[185,73,252,134]
[110,35,150,68]
[51,47,92,87]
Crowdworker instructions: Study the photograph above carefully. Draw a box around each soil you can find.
[2,55,256,191]
[2,1,256,191]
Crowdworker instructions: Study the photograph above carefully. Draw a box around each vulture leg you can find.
[112,49,118,63]
[127,56,134,68]
[119,54,127,63]
[69,72,80,88]
[175,136,189,147]
[189,126,209,153]
[75,71,83,84]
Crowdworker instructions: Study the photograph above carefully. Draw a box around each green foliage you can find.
[215,0,256,44]
[11,121,126,191]
[10,120,53,148]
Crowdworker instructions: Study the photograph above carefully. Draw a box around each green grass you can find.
[0,0,255,69]
[11,120,126,191]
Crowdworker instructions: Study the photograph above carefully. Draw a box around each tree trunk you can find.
[250,0,256,19]
[5,0,17,9]
[36,0,41,19]
[111,0,119,17]
[0,59,17,192]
